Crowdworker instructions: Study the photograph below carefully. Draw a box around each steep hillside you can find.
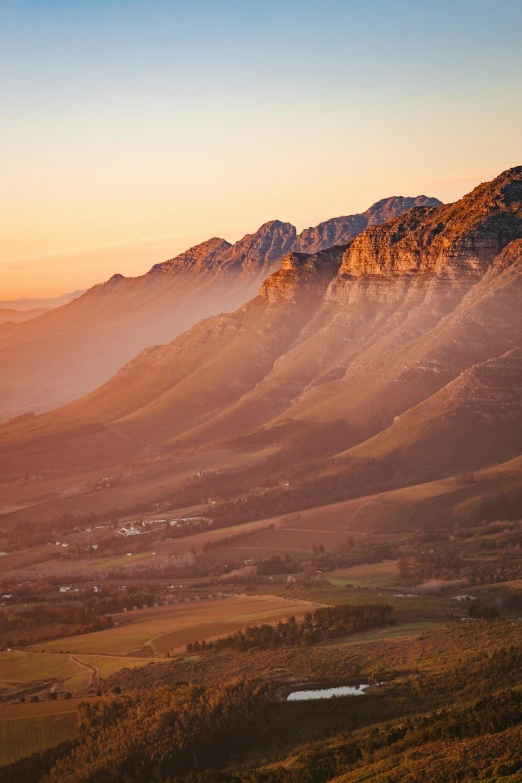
[0,198,434,421]
[345,451,522,534]
[2,168,521,524]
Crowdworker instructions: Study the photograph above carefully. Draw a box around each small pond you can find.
[287,684,369,701]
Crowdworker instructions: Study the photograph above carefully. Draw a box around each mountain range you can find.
[0,196,439,420]
[2,169,522,531]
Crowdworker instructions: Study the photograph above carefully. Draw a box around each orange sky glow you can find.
[1,1,521,299]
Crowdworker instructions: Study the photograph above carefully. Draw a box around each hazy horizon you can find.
[2,0,522,297]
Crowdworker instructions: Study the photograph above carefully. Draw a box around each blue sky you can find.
[1,0,521,295]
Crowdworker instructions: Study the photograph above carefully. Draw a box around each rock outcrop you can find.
[330,167,522,290]
[259,246,345,304]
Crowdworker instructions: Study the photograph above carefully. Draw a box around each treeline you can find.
[0,603,113,650]
[178,688,522,783]
[7,513,116,548]
[187,604,394,653]
[0,609,31,633]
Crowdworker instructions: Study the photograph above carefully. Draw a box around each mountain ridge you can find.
[0,194,440,420]
[1,168,522,530]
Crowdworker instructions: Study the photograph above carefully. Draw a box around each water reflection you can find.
[287,684,369,701]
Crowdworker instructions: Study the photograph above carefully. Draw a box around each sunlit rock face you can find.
[4,168,522,494]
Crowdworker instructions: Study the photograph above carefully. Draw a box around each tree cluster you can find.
[187,604,394,653]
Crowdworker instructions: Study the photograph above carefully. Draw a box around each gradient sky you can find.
[1,0,522,298]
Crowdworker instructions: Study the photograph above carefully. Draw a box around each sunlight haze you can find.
[1,0,521,296]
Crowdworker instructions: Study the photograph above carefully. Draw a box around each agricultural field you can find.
[0,548,50,571]
[272,584,457,627]
[325,560,399,588]
[29,595,316,655]
[88,552,152,569]
[76,654,157,678]
[0,709,79,766]
[0,651,87,699]
[324,619,439,648]
[181,495,380,564]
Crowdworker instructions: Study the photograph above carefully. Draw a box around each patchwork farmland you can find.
[29,595,317,655]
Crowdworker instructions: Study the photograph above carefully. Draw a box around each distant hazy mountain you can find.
[0,307,49,324]
[0,195,439,420]
[0,290,85,311]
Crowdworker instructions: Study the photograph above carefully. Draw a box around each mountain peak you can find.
[293,194,443,254]
[219,220,297,277]
[363,195,443,225]
[332,166,522,284]
[149,237,232,275]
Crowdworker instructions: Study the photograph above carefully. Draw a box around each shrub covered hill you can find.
[3,167,522,528]
[6,622,522,782]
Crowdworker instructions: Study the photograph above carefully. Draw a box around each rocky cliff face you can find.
[149,199,444,280]
[259,246,345,304]
[220,220,297,278]
[293,195,442,254]
[149,222,297,279]
[328,167,522,295]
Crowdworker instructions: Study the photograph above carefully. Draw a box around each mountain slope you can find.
[0,197,437,421]
[0,308,48,324]
[1,169,520,502]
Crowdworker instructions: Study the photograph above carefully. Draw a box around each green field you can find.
[0,711,78,766]
[325,619,439,648]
